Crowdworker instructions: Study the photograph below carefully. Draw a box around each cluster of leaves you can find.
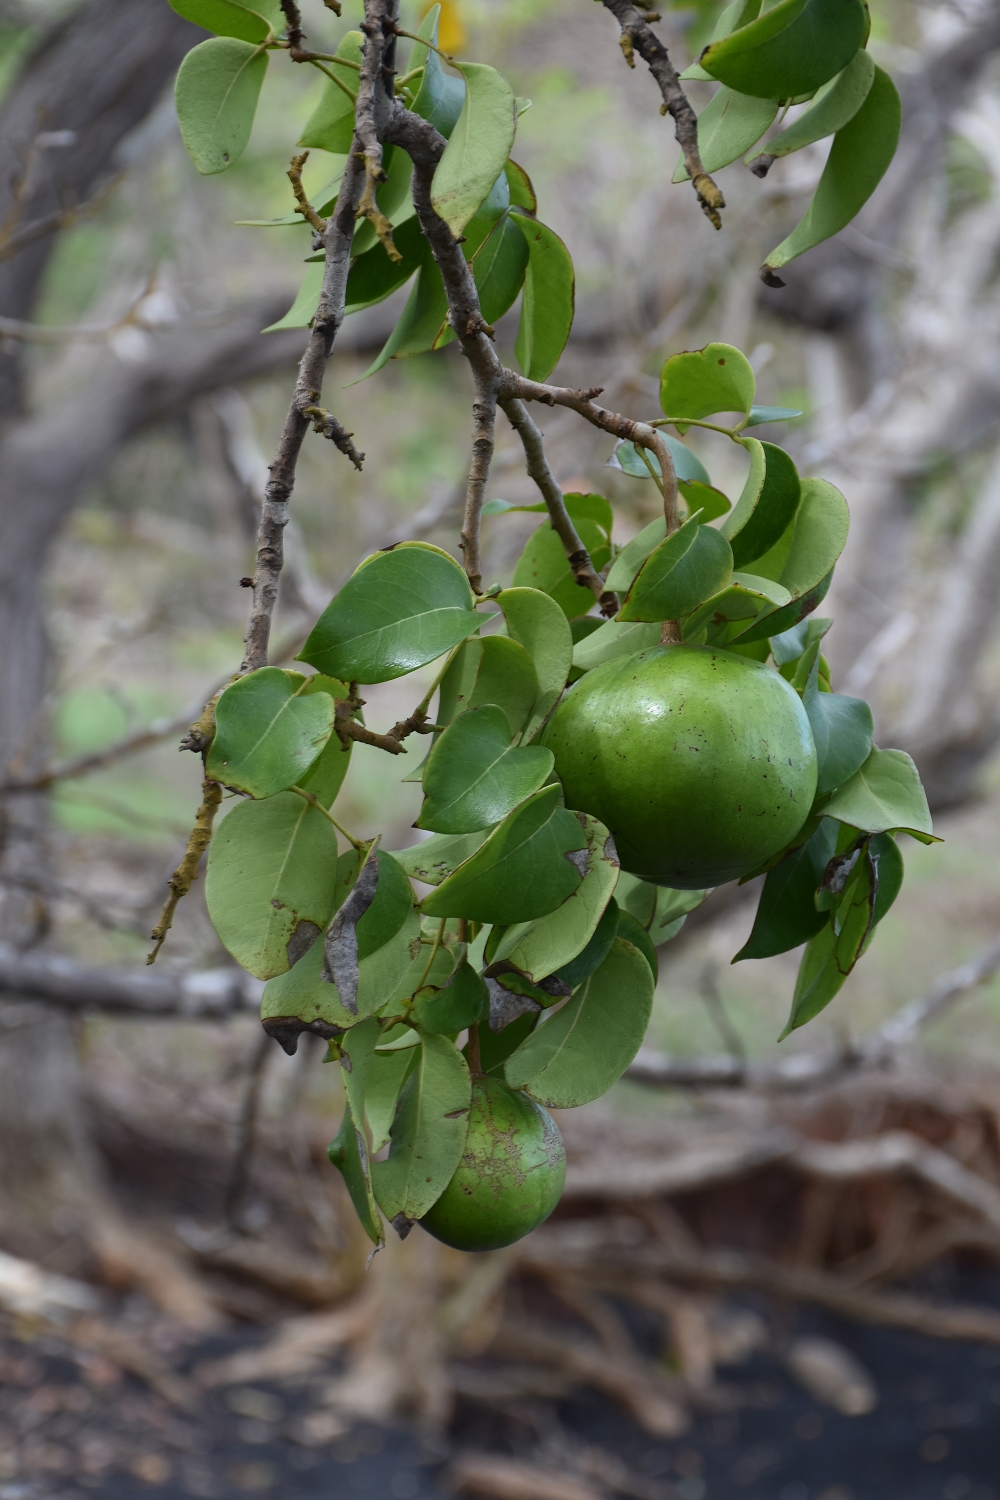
[679,0,901,282]
[171,2,575,381]
[198,339,933,1248]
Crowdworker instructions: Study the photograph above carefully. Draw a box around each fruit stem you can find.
[466,1023,483,1077]
[660,620,682,645]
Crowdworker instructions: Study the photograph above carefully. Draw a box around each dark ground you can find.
[3,1269,1000,1500]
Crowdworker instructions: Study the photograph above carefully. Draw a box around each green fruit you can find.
[419,1076,566,1251]
[541,644,817,888]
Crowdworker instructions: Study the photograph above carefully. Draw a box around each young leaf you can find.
[487,813,620,985]
[421,784,586,924]
[746,48,874,172]
[205,668,334,799]
[417,705,554,834]
[412,960,488,1035]
[174,37,267,175]
[497,587,573,741]
[298,31,362,154]
[618,512,733,622]
[609,436,711,486]
[169,0,281,42]
[571,619,660,673]
[389,829,489,886]
[366,1044,419,1154]
[820,746,935,840]
[699,0,867,101]
[438,635,539,739]
[512,516,611,619]
[512,215,575,382]
[781,845,876,1037]
[734,818,837,961]
[410,4,466,139]
[206,793,339,979]
[328,1105,384,1247]
[471,212,529,325]
[745,405,804,427]
[803,661,873,798]
[721,441,801,570]
[682,573,791,640]
[729,477,849,643]
[673,87,777,180]
[504,159,537,212]
[299,542,480,685]
[660,342,755,421]
[762,67,901,283]
[431,63,516,236]
[503,937,653,1107]
[371,1033,471,1223]
[263,262,324,333]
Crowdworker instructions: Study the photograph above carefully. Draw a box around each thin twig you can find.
[146,779,223,964]
[598,0,724,229]
[287,151,327,233]
[500,398,618,617]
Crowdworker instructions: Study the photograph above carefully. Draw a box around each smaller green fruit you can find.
[419,1076,566,1251]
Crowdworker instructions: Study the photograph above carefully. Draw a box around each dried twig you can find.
[146,778,223,963]
[598,0,724,228]
[0,941,260,1016]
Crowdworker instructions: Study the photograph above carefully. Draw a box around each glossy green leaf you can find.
[721,440,801,570]
[341,1016,379,1126]
[618,512,733,622]
[745,405,804,427]
[673,86,777,180]
[410,4,466,138]
[371,1032,471,1223]
[206,668,334,799]
[870,832,904,927]
[487,813,619,985]
[421,784,585,924]
[609,437,706,486]
[169,0,282,42]
[366,1044,419,1154]
[389,829,489,887]
[649,886,709,943]
[175,37,267,175]
[820,746,935,840]
[497,587,573,741]
[729,478,849,643]
[412,960,488,1035]
[771,615,831,667]
[512,516,611,619]
[206,793,339,979]
[344,215,424,318]
[431,63,516,236]
[803,661,873,798]
[734,818,837,961]
[437,635,539,741]
[262,261,324,333]
[328,1105,384,1247]
[417,706,554,835]
[604,517,665,593]
[682,572,791,640]
[781,845,876,1037]
[763,67,901,281]
[486,493,613,541]
[298,31,362,154]
[700,0,867,101]
[362,257,449,376]
[300,543,479,685]
[505,158,537,211]
[679,481,732,524]
[296,679,352,808]
[471,211,529,325]
[680,0,762,79]
[571,619,660,673]
[504,937,653,1107]
[660,342,755,421]
[746,48,874,172]
[614,907,658,982]
[549,896,622,992]
[512,214,575,382]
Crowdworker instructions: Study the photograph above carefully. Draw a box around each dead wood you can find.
[446,1453,606,1500]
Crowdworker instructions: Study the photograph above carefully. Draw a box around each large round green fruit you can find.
[541,644,817,888]
[419,1076,566,1251]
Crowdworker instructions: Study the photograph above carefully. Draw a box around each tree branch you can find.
[146,778,223,964]
[598,0,724,230]
[0,941,260,1017]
